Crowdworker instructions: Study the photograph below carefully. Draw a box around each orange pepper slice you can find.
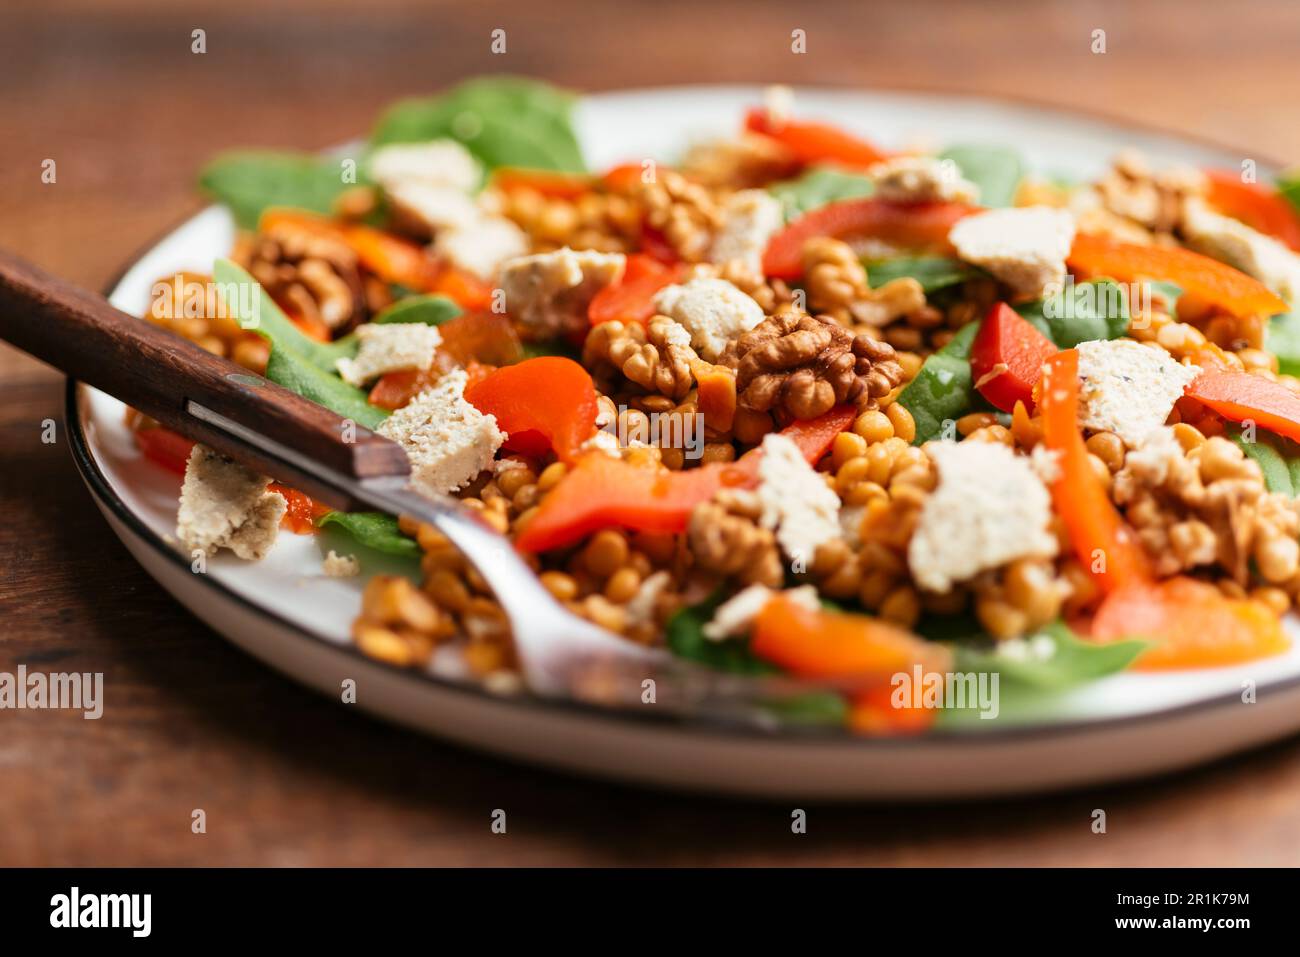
[744,107,887,169]
[464,357,598,462]
[1184,368,1300,444]
[1204,169,1300,251]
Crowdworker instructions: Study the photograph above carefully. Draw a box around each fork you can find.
[0,250,871,727]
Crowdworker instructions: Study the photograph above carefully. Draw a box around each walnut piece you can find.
[722,312,904,420]
[640,170,722,263]
[583,317,699,400]
[246,222,368,331]
[802,237,926,328]
[688,489,783,588]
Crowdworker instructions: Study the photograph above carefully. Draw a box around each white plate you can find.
[69,85,1300,799]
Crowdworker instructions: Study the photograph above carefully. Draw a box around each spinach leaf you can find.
[1015,278,1130,347]
[199,151,360,229]
[520,338,582,361]
[370,76,585,173]
[373,294,462,326]
[937,144,1024,208]
[895,321,982,445]
[1277,171,1300,216]
[1148,280,1183,321]
[865,256,979,294]
[768,166,874,220]
[665,593,777,676]
[318,511,420,558]
[212,260,388,429]
[1267,312,1300,377]
[1229,426,1300,496]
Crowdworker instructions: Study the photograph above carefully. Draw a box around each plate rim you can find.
[65,82,1300,749]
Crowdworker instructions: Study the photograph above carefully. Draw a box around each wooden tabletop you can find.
[4,0,1300,866]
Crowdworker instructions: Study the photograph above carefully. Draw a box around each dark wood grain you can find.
[0,250,409,507]
[4,0,1300,867]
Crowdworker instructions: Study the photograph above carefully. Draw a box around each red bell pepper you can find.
[133,425,195,476]
[587,254,684,327]
[744,107,888,168]
[464,357,598,462]
[970,302,1059,413]
[1204,169,1300,251]
[490,167,594,201]
[761,197,979,280]
[1183,369,1300,444]
[515,405,855,552]
[268,483,332,534]
[1039,350,1151,593]
[1068,232,1287,319]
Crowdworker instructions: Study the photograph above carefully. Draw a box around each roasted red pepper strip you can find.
[1039,350,1151,592]
[464,357,598,462]
[588,254,684,326]
[1183,368,1300,444]
[969,302,1059,413]
[761,198,979,280]
[1067,232,1287,319]
[744,107,888,168]
[1204,169,1300,251]
[490,167,594,201]
[515,406,855,552]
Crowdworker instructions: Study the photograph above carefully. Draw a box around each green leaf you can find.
[768,166,874,220]
[520,338,582,361]
[865,256,979,294]
[373,294,462,326]
[212,259,388,429]
[1149,281,1183,321]
[318,511,420,558]
[895,321,983,445]
[762,692,850,726]
[1229,426,1300,497]
[198,151,359,229]
[937,144,1024,207]
[370,76,585,173]
[1015,278,1130,347]
[1277,170,1300,216]
[1267,312,1300,378]
[665,593,778,676]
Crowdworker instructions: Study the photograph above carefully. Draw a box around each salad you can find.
[133,77,1300,733]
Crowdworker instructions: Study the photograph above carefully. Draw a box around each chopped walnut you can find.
[682,259,796,315]
[802,237,927,328]
[1093,149,1206,236]
[678,133,799,189]
[246,221,368,331]
[640,170,722,263]
[722,312,904,420]
[583,316,699,400]
[688,489,784,588]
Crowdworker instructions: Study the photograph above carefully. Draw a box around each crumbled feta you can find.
[1120,424,1184,485]
[322,550,360,577]
[625,570,672,629]
[1030,444,1063,485]
[653,277,765,361]
[434,216,529,280]
[1075,338,1201,447]
[709,189,785,272]
[756,433,842,565]
[501,247,626,337]
[908,440,1057,592]
[702,583,818,641]
[367,140,481,193]
[176,445,286,561]
[580,429,623,458]
[376,368,506,496]
[949,206,1076,298]
[335,322,442,387]
[1182,197,1300,304]
[762,85,795,127]
[870,155,979,204]
[839,504,865,549]
[386,181,482,234]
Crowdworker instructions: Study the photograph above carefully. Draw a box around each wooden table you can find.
[3,0,1300,866]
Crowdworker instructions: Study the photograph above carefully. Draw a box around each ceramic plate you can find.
[67,86,1300,799]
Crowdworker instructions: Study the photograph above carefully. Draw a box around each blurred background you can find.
[4,0,1300,865]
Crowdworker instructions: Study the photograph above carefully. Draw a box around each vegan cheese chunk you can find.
[176,444,287,561]
[756,433,843,565]
[1182,197,1300,305]
[367,139,481,193]
[385,182,482,234]
[709,189,785,272]
[376,368,506,496]
[501,247,626,337]
[908,440,1058,592]
[869,155,979,205]
[322,550,361,577]
[335,322,443,387]
[653,277,765,361]
[434,216,529,280]
[1075,338,1201,447]
[702,583,819,641]
[948,206,1076,299]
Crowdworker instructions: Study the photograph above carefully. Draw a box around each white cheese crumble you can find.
[709,189,785,272]
[335,322,443,387]
[756,433,842,566]
[1182,197,1300,305]
[625,570,672,629]
[434,216,529,280]
[948,206,1076,298]
[1075,338,1201,447]
[367,140,481,193]
[176,444,286,561]
[702,583,819,641]
[385,181,482,234]
[322,550,360,577]
[907,440,1057,592]
[376,368,506,496]
[870,155,979,205]
[501,246,626,337]
[653,277,765,361]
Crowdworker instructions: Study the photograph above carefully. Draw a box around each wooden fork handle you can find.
[0,249,409,508]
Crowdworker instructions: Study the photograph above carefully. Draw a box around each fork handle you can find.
[0,248,409,507]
